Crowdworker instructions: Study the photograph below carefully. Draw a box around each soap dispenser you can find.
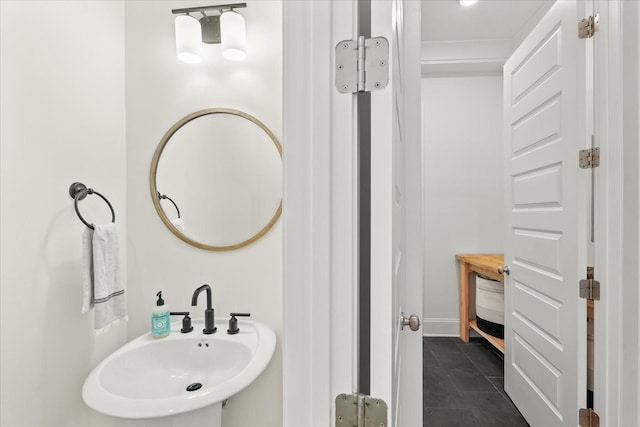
[152,291,170,338]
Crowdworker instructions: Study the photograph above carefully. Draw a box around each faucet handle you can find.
[170,312,193,333]
[227,313,251,335]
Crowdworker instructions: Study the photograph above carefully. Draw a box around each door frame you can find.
[593,1,640,426]
[282,1,640,425]
[282,1,358,426]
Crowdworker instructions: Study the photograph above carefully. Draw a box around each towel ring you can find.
[69,182,115,230]
[157,192,181,218]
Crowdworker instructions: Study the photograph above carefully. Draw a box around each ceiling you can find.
[421,0,552,42]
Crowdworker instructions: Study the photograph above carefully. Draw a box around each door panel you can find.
[504,1,587,426]
[370,1,423,426]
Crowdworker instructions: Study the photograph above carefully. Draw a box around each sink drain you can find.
[186,383,202,392]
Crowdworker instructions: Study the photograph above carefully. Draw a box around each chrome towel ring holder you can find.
[69,182,115,230]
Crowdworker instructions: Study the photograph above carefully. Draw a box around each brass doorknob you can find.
[400,313,421,331]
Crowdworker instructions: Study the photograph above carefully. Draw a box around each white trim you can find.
[420,39,512,77]
[368,0,395,406]
[421,39,514,61]
[618,0,640,424]
[282,2,357,426]
[594,1,640,426]
[329,0,359,400]
[282,2,325,425]
[637,0,640,416]
[421,318,460,337]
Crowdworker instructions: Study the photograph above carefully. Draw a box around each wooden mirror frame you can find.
[150,108,282,251]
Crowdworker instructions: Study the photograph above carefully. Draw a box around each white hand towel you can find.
[81,227,94,314]
[91,223,127,334]
[170,217,185,233]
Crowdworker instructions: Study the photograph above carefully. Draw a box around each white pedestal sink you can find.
[82,318,276,426]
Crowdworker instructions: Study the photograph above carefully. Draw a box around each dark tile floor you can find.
[423,336,529,427]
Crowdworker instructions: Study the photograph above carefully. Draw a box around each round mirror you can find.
[150,108,282,251]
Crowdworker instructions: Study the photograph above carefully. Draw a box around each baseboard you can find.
[422,318,460,336]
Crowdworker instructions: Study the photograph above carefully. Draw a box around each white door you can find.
[369,1,423,426]
[503,1,588,426]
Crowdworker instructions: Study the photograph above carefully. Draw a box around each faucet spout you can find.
[191,284,212,309]
[191,284,216,334]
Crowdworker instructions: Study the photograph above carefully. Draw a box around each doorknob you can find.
[400,313,421,331]
[498,265,511,275]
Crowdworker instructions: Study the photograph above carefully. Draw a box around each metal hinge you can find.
[335,393,387,427]
[579,147,600,169]
[580,266,600,301]
[579,13,599,39]
[335,36,389,94]
[579,408,600,427]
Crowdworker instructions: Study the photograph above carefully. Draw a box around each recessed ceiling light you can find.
[459,0,479,6]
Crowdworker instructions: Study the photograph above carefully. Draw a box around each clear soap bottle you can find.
[151,291,170,338]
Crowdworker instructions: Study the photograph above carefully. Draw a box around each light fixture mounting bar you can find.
[171,3,247,15]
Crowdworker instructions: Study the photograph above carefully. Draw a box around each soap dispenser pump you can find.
[152,291,170,338]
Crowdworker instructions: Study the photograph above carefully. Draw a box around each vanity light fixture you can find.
[458,0,479,6]
[220,10,247,61]
[172,3,247,64]
[175,14,203,64]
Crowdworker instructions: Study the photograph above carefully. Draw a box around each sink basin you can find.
[82,318,276,421]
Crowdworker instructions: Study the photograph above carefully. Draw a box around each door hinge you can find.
[335,393,387,427]
[579,408,600,427]
[580,266,600,301]
[579,13,599,39]
[335,36,389,94]
[579,147,600,169]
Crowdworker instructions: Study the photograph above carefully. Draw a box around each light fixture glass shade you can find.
[220,11,246,61]
[175,15,203,64]
[458,0,479,5]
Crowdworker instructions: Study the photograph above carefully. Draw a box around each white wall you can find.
[422,75,504,335]
[1,1,282,426]
[0,2,128,426]
[124,2,283,427]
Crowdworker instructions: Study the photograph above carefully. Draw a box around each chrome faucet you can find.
[191,284,216,334]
